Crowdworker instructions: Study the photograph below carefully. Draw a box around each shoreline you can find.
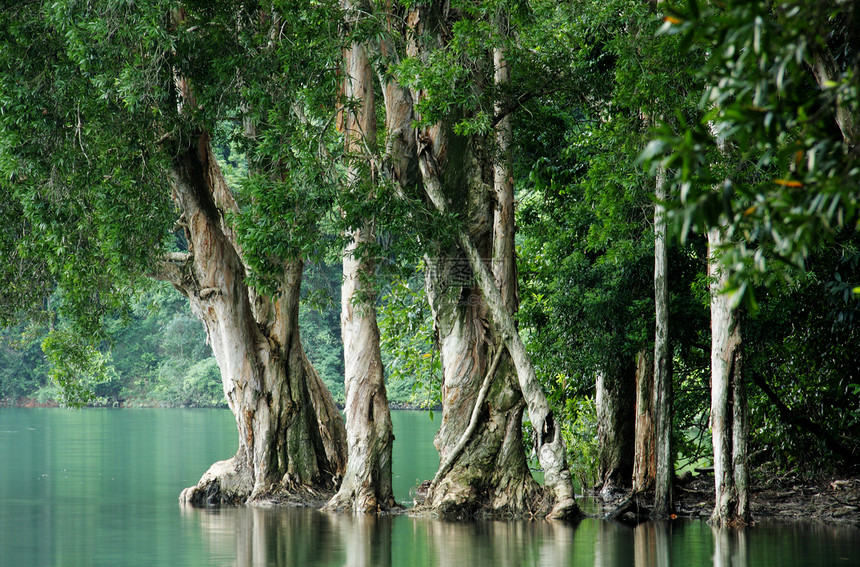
[592,473,860,527]
[1,397,440,411]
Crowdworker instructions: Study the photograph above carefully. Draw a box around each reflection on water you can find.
[712,525,747,567]
[183,506,591,567]
[184,506,860,567]
[2,409,859,567]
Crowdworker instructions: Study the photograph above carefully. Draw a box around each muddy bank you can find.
[594,473,860,526]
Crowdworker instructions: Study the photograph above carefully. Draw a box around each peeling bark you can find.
[326,11,395,512]
[164,132,347,507]
[405,5,577,520]
[632,349,656,493]
[595,361,635,493]
[423,238,544,520]
[708,227,750,526]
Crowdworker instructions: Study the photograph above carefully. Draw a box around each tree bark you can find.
[595,360,635,493]
[810,47,859,148]
[161,132,347,507]
[418,128,542,518]
[326,17,396,512]
[652,164,674,516]
[708,227,750,526]
[632,349,656,493]
[398,4,577,519]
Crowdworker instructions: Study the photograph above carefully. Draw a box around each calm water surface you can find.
[1,408,858,566]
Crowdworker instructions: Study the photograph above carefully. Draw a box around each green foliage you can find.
[0,322,49,402]
[378,273,441,409]
[651,0,860,305]
[299,261,346,404]
[744,234,860,471]
[41,327,119,407]
[560,396,600,492]
[0,1,175,340]
[150,358,224,408]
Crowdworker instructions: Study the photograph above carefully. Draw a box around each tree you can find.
[399,1,579,519]
[326,0,395,513]
[708,226,751,526]
[651,0,859,524]
[655,0,859,302]
[0,1,348,505]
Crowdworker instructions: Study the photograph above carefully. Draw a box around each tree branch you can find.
[749,372,856,466]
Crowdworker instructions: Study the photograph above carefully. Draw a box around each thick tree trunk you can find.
[595,360,635,493]
[160,132,346,506]
[419,125,541,518]
[325,11,395,513]
[328,220,395,513]
[652,164,674,516]
[417,137,577,519]
[708,227,750,526]
[424,250,542,519]
[632,349,656,493]
[402,6,576,519]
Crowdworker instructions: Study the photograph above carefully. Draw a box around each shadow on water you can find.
[182,506,860,567]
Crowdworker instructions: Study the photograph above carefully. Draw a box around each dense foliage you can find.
[0,0,856,488]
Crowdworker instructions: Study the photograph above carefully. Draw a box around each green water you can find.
[0,408,858,566]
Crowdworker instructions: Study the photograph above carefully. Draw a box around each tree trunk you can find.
[403,5,576,519]
[708,227,750,526]
[424,249,542,519]
[595,360,635,493]
[160,132,346,506]
[810,47,859,147]
[652,164,674,516]
[327,18,395,513]
[632,349,656,493]
[325,9,395,513]
[417,130,577,519]
[419,126,542,518]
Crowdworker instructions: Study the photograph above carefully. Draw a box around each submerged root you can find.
[179,457,254,507]
[417,474,561,521]
[179,457,337,509]
[322,483,402,514]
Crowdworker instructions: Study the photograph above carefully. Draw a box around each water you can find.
[1,408,858,567]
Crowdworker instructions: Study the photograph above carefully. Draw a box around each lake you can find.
[1,408,858,566]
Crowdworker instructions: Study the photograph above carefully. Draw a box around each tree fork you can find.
[419,163,578,520]
[166,132,347,507]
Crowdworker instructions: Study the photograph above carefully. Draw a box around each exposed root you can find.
[179,457,336,509]
[322,484,402,514]
[179,457,253,507]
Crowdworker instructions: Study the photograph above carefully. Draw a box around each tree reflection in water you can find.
[712,525,748,567]
[182,506,859,567]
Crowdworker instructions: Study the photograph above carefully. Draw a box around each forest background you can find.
[0,0,858,520]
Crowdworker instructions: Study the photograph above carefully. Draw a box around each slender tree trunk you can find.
[652,164,674,516]
[326,6,395,513]
[492,43,517,315]
[632,349,656,493]
[159,132,346,506]
[595,360,635,493]
[708,227,750,526]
